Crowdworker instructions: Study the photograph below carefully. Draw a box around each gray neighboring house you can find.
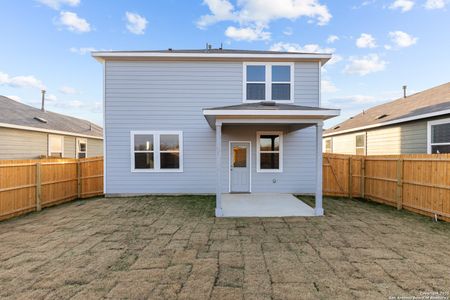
[323,82,450,155]
[0,96,103,159]
[92,48,340,216]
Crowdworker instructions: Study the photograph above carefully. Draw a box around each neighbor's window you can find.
[76,138,87,159]
[245,63,293,102]
[428,119,450,153]
[257,131,283,172]
[48,135,64,157]
[355,134,366,155]
[325,138,332,153]
[132,131,183,171]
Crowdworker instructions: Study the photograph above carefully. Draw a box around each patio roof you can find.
[203,101,340,129]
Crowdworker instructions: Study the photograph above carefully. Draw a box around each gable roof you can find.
[92,48,332,65]
[324,82,450,137]
[0,96,103,139]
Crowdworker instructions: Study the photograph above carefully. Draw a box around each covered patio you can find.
[203,101,340,217]
[221,193,315,217]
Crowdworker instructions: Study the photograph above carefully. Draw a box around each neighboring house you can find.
[323,82,450,155]
[92,48,340,216]
[0,96,103,159]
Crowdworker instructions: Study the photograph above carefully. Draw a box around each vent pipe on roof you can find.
[403,85,407,98]
[41,90,46,112]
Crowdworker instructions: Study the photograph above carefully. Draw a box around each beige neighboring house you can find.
[323,82,450,155]
[0,96,103,159]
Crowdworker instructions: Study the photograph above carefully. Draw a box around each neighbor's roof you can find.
[92,48,332,64]
[324,82,450,137]
[0,96,103,139]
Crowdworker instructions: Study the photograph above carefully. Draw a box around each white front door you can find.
[230,142,250,193]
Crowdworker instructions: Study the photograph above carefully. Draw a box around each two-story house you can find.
[92,48,340,217]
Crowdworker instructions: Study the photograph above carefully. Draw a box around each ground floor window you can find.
[428,118,450,153]
[355,134,366,155]
[324,138,333,153]
[131,131,183,172]
[48,134,64,157]
[257,131,283,172]
[76,138,87,158]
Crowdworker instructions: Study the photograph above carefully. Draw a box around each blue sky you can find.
[1,0,449,127]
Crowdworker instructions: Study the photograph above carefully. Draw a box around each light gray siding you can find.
[0,127,47,159]
[0,127,103,159]
[104,60,320,194]
[324,119,437,155]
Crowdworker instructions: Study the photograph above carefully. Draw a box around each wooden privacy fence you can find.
[0,157,103,221]
[323,153,450,222]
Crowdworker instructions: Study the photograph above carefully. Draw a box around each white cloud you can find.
[283,26,293,36]
[197,0,332,32]
[6,95,22,102]
[125,12,148,35]
[322,79,338,93]
[389,0,415,12]
[347,95,377,103]
[270,42,343,65]
[46,94,58,101]
[0,71,46,89]
[225,25,270,41]
[69,47,97,55]
[327,35,339,44]
[69,100,83,108]
[343,54,387,76]
[36,0,80,10]
[424,0,446,9]
[59,86,78,94]
[356,33,377,48]
[389,31,418,47]
[58,11,91,33]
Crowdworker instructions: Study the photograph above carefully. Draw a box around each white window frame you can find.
[130,130,183,173]
[355,133,366,155]
[427,117,450,154]
[76,138,87,159]
[48,134,64,157]
[324,138,333,153]
[256,131,283,173]
[243,62,294,103]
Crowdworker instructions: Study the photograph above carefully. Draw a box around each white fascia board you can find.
[203,109,340,117]
[92,52,332,64]
[323,109,450,137]
[0,122,103,140]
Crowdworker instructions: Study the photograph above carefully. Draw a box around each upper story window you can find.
[244,63,293,102]
[131,131,183,172]
[48,134,64,157]
[428,118,450,154]
[355,134,366,155]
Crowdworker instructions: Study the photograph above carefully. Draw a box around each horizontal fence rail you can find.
[323,153,450,222]
[0,157,103,221]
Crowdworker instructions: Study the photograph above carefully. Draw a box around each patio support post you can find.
[315,122,324,216]
[215,121,223,217]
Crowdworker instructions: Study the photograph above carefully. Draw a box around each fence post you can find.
[77,161,81,199]
[348,156,353,198]
[361,157,365,199]
[396,158,404,210]
[36,162,41,211]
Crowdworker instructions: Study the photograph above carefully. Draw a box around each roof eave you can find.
[91,51,332,64]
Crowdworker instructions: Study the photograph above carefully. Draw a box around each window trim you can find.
[48,134,64,157]
[243,62,294,103]
[324,138,333,153]
[355,133,366,155]
[76,138,87,159]
[256,131,283,173]
[130,130,183,173]
[427,117,450,154]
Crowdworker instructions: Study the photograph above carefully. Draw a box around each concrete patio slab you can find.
[221,193,315,217]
